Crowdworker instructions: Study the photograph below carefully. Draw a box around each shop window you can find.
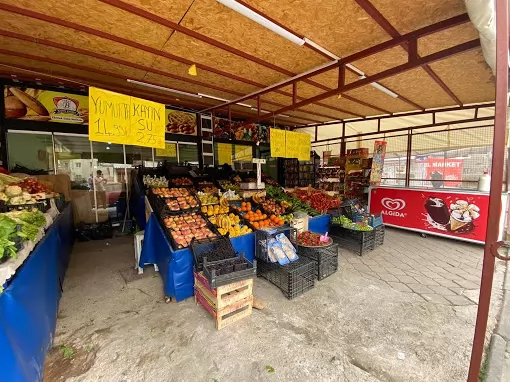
[179,143,198,164]
[7,131,54,174]
[154,141,178,163]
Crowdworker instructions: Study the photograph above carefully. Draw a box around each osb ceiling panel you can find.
[298,104,350,120]
[369,0,467,34]
[428,49,495,104]
[0,54,129,88]
[419,22,480,57]
[0,10,158,66]
[149,56,260,96]
[242,0,391,57]
[344,85,415,113]
[0,35,147,81]
[320,95,386,117]
[0,0,177,49]
[379,68,454,108]
[161,32,287,86]
[350,46,408,76]
[178,0,327,73]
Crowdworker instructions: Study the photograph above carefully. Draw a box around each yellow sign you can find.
[89,88,165,148]
[285,131,300,159]
[156,143,177,157]
[234,145,252,161]
[129,96,165,149]
[89,87,131,145]
[217,143,233,165]
[270,128,286,157]
[297,132,311,161]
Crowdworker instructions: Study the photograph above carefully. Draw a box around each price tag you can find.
[156,143,177,157]
[89,87,131,144]
[285,131,300,159]
[270,128,286,157]
[129,96,165,149]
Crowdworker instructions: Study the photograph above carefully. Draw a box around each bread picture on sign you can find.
[4,87,50,120]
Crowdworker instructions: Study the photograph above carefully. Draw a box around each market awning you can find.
[0,0,495,127]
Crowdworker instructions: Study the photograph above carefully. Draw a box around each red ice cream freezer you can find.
[369,186,508,244]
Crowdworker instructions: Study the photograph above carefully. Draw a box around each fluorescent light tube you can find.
[217,0,305,46]
[303,38,339,60]
[370,82,399,98]
[236,102,252,108]
[250,108,270,113]
[346,63,365,76]
[278,114,290,117]
[127,79,202,98]
[198,93,252,108]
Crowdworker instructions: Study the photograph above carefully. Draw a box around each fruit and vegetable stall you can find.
[136,166,384,303]
[0,173,73,382]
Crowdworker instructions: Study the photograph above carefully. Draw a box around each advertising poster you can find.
[165,109,197,136]
[213,117,272,143]
[4,86,89,124]
[370,141,387,185]
[423,158,464,188]
[369,187,489,243]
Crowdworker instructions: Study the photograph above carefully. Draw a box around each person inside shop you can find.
[87,173,94,190]
[93,170,108,207]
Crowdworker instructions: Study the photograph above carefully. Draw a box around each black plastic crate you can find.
[203,254,257,289]
[298,243,339,281]
[255,226,297,262]
[191,236,237,272]
[374,225,385,247]
[330,226,375,256]
[0,199,49,213]
[161,212,218,251]
[257,257,315,300]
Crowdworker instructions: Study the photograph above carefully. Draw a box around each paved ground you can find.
[342,228,485,306]
[44,228,506,382]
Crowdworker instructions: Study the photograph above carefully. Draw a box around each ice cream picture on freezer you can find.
[424,197,481,234]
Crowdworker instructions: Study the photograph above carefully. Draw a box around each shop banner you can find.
[270,128,286,157]
[369,187,489,243]
[423,158,464,188]
[4,86,89,124]
[156,143,177,157]
[285,131,300,159]
[370,141,387,185]
[165,109,197,135]
[214,118,271,142]
[217,143,233,165]
[88,87,165,148]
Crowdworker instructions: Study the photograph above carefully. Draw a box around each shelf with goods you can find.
[280,152,320,188]
[344,151,373,204]
[317,154,345,196]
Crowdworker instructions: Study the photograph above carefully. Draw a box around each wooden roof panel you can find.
[418,22,480,57]
[379,67,456,109]
[427,49,495,104]
[242,0,391,57]
[178,0,327,73]
[0,0,178,49]
[369,0,467,34]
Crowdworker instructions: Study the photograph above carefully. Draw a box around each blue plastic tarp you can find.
[0,206,74,382]
[308,214,331,235]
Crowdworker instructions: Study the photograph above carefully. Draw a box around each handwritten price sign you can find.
[129,96,165,149]
[89,87,131,145]
[270,128,286,157]
[156,143,177,157]
[297,132,311,161]
[89,87,165,148]
[285,131,300,159]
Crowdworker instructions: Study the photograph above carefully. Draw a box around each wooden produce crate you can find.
[194,274,253,330]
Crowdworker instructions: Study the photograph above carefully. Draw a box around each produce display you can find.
[163,213,217,249]
[152,187,191,198]
[261,199,287,215]
[142,175,168,188]
[197,192,219,205]
[265,186,320,217]
[15,177,50,194]
[0,209,47,262]
[219,181,240,192]
[0,185,38,205]
[297,231,332,247]
[332,215,373,231]
[171,177,193,186]
[278,213,294,224]
[165,195,198,212]
[209,213,252,237]
[294,189,340,213]
[201,204,229,216]
[243,210,285,229]
[201,186,219,194]
[267,233,298,264]
[220,190,241,201]
[251,192,265,205]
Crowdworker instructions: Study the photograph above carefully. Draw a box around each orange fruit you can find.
[256,209,261,214]
[241,202,246,207]
[253,222,259,229]
[262,214,267,220]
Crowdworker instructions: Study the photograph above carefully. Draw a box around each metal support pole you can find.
[405,131,412,187]
[122,144,130,232]
[467,0,509,379]
[89,140,98,223]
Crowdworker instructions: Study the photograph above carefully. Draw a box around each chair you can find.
[134,230,158,274]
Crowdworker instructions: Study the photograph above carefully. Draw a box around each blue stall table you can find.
[140,213,255,302]
[308,214,331,235]
[0,205,74,382]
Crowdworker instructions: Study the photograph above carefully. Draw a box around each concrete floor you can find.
[45,228,506,382]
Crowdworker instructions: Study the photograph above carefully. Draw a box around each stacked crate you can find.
[194,271,253,330]
[298,243,339,280]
